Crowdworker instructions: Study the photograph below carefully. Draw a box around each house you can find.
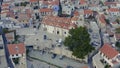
[17,13,31,25]
[62,5,74,15]
[114,27,120,41]
[97,14,107,32]
[75,0,88,9]
[98,44,120,67]
[1,3,10,18]
[84,9,93,18]
[116,3,120,8]
[5,31,15,43]
[110,22,119,28]
[30,0,39,10]
[7,43,27,68]
[60,0,74,15]
[104,2,117,8]
[41,15,77,37]
[0,18,22,29]
[114,33,120,41]
[39,0,59,9]
[39,8,54,16]
[107,8,120,16]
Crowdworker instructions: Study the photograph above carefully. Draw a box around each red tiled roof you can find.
[80,0,86,4]
[112,60,118,64]
[84,9,93,15]
[82,66,88,68]
[2,3,9,7]
[6,11,15,18]
[100,44,119,59]
[0,11,9,14]
[42,16,77,30]
[99,14,106,25]
[17,13,31,23]
[41,0,59,5]
[30,0,38,2]
[71,17,79,21]
[108,8,119,12]
[112,22,118,24]
[74,10,79,16]
[5,33,14,40]
[8,43,25,55]
[39,8,53,12]
[104,2,117,6]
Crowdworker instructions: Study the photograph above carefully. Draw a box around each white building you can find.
[7,43,27,68]
[93,44,120,68]
[107,8,120,16]
[41,16,77,37]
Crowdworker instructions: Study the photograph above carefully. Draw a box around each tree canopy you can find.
[64,27,94,59]
[116,28,120,33]
[116,42,120,51]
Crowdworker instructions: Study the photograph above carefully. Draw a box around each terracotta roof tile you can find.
[82,66,88,68]
[74,10,79,16]
[30,0,38,2]
[8,43,25,55]
[2,3,9,7]
[80,0,86,4]
[84,9,93,15]
[100,44,119,59]
[104,2,117,6]
[42,16,77,30]
[108,8,119,12]
[99,14,106,25]
[40,0,59,5]
[39,8,53,12]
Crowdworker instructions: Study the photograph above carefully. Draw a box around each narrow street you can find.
[0,27,14,68]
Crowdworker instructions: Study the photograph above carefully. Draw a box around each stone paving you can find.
[28,50,87,68]
[27,58,57,68]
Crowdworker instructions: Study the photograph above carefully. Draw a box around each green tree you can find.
[20,2,27,6]
[116,28,120,33]
[115,19,120,24]
[104,64,110,68]
[116,42,120,50]
[99,1,104,6]
[2,28,9,33]
[105,19,110,24]
[64,27,94,59]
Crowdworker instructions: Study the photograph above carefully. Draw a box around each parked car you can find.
[51,54,57,59]
[67,66,73,68]
[59,55,65,60]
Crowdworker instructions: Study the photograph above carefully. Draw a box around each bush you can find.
[13,58,19,64]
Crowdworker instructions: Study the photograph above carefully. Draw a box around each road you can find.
[0,27,14,68]
[86,19,103,68]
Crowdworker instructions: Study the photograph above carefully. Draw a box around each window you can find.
[16,54,18,56]
[64,32,66,34]
[57,31,59,34]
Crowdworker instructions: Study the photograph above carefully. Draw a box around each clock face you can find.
[53,5,59,11]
